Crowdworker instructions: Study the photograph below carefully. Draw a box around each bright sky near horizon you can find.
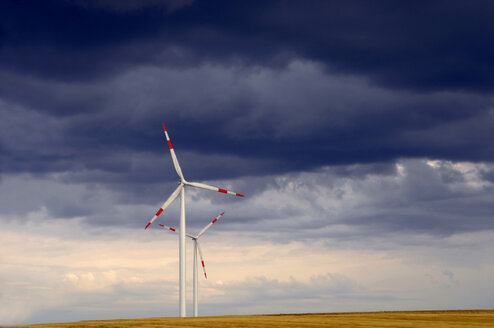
[1,1,494,325]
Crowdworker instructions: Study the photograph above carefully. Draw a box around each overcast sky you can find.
[1,0,494,325]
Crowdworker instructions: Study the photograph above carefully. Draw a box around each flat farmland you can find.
[19,310,494,328]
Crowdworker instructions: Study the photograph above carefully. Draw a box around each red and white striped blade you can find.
[144,184,182,229]
[196,240,207,279]
[162,123,184,181]
[158,223,177,233]
[197,212,225,238]
[158,224,195,239]
[186,181,244,197]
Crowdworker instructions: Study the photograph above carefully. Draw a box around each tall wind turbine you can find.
[159,211,226,317]
[144,124,244,317]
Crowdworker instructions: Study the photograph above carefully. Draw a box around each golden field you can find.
[17,310,494,328]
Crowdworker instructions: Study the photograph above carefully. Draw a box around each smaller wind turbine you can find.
[159,211,226,317]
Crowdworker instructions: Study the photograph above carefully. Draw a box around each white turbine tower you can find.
[159,211,226,317]
[144,124,244,317]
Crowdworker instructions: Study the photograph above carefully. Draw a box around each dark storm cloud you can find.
[2,0,494,92]
[2,62,493,181]
[259,0,494,92]
[1,0,494,180]
[1,1,494,237]
[0,0,166,80]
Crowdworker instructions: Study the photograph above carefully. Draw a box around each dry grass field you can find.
[17,310,494,328]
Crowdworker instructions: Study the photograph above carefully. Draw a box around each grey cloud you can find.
[222,160,494,242]
[5,158,494,244]
[480,168,494,183]
[325,162,397,179]
[337,160,494,237]
[437,162,465,184]
[3,158,494,246]
[442,270,454,280]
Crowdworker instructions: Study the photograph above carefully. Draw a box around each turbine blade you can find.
[196,240,207,279]
[158,223,178,233]
[144,184,182,229]
[159,224,195,239]
[162,123,184,181]
[186,181,244,197]
[197,212,225,238]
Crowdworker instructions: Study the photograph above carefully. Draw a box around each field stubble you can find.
[16,310,494,328]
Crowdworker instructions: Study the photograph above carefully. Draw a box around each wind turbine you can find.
[144,124,244,317]
[159,211,226,317]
